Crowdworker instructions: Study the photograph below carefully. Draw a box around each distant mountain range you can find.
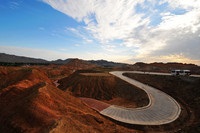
[1,53,199,74]
[88,60,128,67]
[0,53,127,67]
[0,53,48,64]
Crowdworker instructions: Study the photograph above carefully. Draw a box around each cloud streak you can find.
[9,0,23,9]
[42,0,200,65]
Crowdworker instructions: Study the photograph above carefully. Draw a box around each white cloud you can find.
[9,1,22,9]
[158,9,200,33]
[43,0,147,43]
[101,44,116,52]
[42,0,200,65]
[86,51,132,63]
[38,27,45,31]
[74,44,80,47]
[58,48,68,52]
[163,0,200,9]
[66,27,94,44]
[131,53,200,65]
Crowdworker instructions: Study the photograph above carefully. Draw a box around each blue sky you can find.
[1,0,200,64]
[0,0,90,51]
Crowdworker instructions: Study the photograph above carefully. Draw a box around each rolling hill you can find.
[0,67,141,133]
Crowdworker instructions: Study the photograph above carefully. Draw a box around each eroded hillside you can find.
[58,70,149,108]
[0,67,142,133]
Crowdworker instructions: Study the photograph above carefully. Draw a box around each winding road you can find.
[81,71,182,125]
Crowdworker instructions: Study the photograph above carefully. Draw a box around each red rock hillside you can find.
[0,67,142,133]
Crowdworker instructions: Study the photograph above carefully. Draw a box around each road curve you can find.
[81,71,181,125]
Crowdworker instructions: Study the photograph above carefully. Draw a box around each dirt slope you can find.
[34,59,97,80]
[58,70,149,108]
[0,68,142,133]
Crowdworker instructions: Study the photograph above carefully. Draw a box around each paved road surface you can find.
[81,71,183,125]
[101,71,181,125]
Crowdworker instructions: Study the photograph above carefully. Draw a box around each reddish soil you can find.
[102,97,140,108]
[58,70,149,108]
[124,73,200,132]
[0,67,142,133]
[32,59,97,80]
[80,97,110,112]
[0,68,51,90]
[3,62,199,132]
[0,66,20,75]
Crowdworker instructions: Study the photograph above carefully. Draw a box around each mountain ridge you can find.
[0,53,48,64]
[1,53,199,71]
[0,53,127,67]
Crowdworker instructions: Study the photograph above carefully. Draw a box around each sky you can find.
[0,0,200,65]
